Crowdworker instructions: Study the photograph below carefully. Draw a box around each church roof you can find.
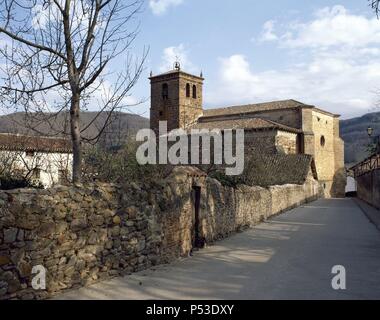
[202,99,338,118]
[149,69,204,81]
[241,153,318,186]
[0,133,72,153]
[190,117,302,133]
[202,99,304,117]
[206,153,317,186]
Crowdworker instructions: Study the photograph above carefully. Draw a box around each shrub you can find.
[82,141,172,184]
[208,170,242,188]
[207,152,312,188]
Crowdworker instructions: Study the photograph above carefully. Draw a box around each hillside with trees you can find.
[0,111,149,149]
[340,111,380,166]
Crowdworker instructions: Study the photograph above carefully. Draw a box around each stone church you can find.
[149,65,346,198]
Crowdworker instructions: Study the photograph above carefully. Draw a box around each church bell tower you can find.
[149,63,204,134]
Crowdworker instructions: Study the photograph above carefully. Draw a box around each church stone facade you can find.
[150,69,204,133]
[149,67,346,198]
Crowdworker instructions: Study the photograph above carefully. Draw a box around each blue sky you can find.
[125,0,380,119]
[0,1,378,119]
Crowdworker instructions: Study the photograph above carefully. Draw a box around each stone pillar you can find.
[301,108,315,156]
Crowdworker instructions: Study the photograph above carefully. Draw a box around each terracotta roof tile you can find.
[149,69,204,80]
[202,99,339,118]
[0,133,72,153]
[242,153,317,186]
[190,117,302,133]
[202,99,306,118]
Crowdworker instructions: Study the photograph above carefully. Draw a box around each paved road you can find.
[57,198,380,300]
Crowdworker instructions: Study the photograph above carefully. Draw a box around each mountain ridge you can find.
[340,111,380,165]
[0,111,150,147]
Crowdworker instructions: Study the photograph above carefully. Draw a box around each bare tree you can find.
[0,0,147,183]
[0,150,18,176]
[370,0,380,16]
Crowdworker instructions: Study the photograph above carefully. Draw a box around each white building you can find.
[0,133,72,188]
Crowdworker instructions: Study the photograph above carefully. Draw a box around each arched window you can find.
[162,83,168,100]
[192,85,197,99]
[186,83,190,98]
[320,135,326,147]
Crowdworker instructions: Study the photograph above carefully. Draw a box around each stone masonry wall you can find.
[199,175,321,242]
[275,131,298,154]
[244,131,277,154]
[357,169,380,210]
[150,71,203,134]
[242,108,301,129]
[0,169,321,300]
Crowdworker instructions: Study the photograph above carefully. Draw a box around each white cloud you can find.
[159,44,197,73]
[206,6,380,118]
[149,0,183,16]
[259,20,278,42]
[277,5,380,48]
[207,52,380,118]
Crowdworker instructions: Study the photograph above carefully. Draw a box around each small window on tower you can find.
[192,85,197,99]
[162,83,169,100]
[159,111,163,116]
[186,83,190,97]
[320,135,326,147]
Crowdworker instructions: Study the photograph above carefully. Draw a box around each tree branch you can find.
[0,27,66,60]
[1,80,69,94]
